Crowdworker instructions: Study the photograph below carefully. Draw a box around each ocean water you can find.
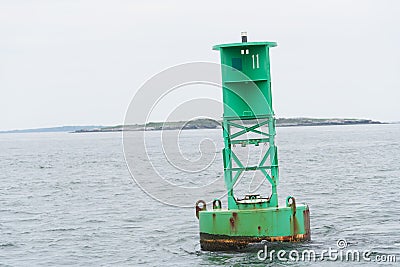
[0,124,399,266]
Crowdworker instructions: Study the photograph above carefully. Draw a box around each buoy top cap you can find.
[213,41,277,51]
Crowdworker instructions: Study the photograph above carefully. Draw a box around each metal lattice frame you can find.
[222,116,279,209]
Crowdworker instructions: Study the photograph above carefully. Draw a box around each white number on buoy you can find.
[252,54,259,69]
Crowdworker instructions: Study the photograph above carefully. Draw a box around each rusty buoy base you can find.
[198,204,311,251]
[200,232,310,251]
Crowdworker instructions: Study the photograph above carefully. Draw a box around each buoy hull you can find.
[198,205,310,251]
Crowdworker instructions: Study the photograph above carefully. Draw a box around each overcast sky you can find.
[0,0,399,130]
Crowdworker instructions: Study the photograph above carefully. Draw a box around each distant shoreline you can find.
[73,118,385,133]
[0,126,103,134]
[0,118,388,134]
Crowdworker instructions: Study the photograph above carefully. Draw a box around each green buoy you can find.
[196,33,311,251]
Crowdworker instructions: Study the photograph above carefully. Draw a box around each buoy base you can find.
[200,232,310,251]
[198,205,311,251]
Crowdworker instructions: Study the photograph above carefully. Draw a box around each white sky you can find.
[0,0,399,130]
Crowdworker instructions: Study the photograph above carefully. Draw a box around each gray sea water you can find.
[1,124,399,266]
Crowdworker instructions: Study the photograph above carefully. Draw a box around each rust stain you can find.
[195,206,201,219]
[303,209,311,237]
[195,200,206,219]
[200,233,310,251]
[229,212,239,232]
[292,215,299,235]
[229,217,235,228]
[288,196,299,237]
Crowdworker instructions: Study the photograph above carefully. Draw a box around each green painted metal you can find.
[200,205,308,237]
[214,39,278,209]
[196,34,310,251]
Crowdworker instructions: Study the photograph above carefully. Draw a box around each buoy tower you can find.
[195,33,311,251]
